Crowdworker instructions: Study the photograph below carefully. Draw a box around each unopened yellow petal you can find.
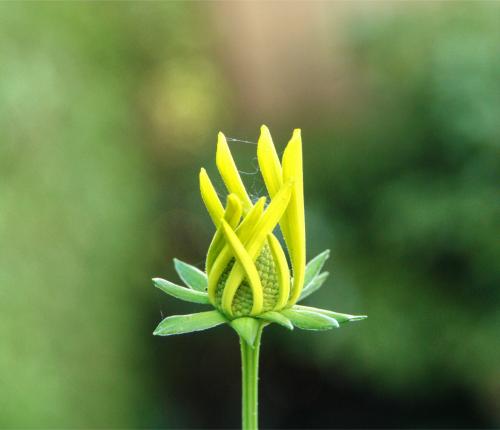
[225,194,243,228]
[216,132,252,210]
[257,125,293,255]
[245,180,293,258]
[282,129,306,304]
[207,198,265,303]
[267,233,291,310]
[235,197,266,240]
[257,125,283,198]
[200,168,224,226]
[220,181,293,310]
[206,194,242,274]
[219,221,263,316]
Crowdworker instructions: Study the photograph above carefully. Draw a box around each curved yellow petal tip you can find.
[216,130,252,209]
[199,167,224,225]
[216,133,228,160]
[257,124,283,199]
[226,193,240,208]
[217,132,228,153]
[293,128,301,139]
[258,125,272,145]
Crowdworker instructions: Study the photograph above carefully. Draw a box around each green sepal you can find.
[299,271,329,301]
[230,317,262,347]
[298,250,331,301]
[303,249,330,286]
[173,258,208,292]
[294,305,367,324]
[281,308,339,331]
[153,310,226,336]
[257,311,294,330]
[153,278,210,304]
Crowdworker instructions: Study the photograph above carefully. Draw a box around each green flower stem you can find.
[240,324,264,430]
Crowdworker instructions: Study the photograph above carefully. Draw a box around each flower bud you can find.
[200,126,305,319]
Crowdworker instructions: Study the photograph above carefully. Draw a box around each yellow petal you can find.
[282,129,306,304]
[257,125,283,198]
[245,180,293,258]
[267,233,291,310]
[257,125,293,256]
[225,194,243,228]
[235,197,266,240]
[219,220,264,316]
[216,132,252,211]
[220,181,293,314]
[207,198,266,304]
[199,168,224,226]
[206,194,242,274]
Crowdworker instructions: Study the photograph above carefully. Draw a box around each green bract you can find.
[153,250,367,347]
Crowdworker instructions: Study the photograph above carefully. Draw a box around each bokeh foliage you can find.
[0,2,498,428]
[304,2,500,391]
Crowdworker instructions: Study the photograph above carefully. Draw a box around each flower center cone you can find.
[215,243,280,317]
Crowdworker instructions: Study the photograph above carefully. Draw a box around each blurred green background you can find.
[1,2,499,428]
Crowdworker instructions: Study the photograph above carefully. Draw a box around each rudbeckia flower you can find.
[153,126,366,429]
[152,125,366,343]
